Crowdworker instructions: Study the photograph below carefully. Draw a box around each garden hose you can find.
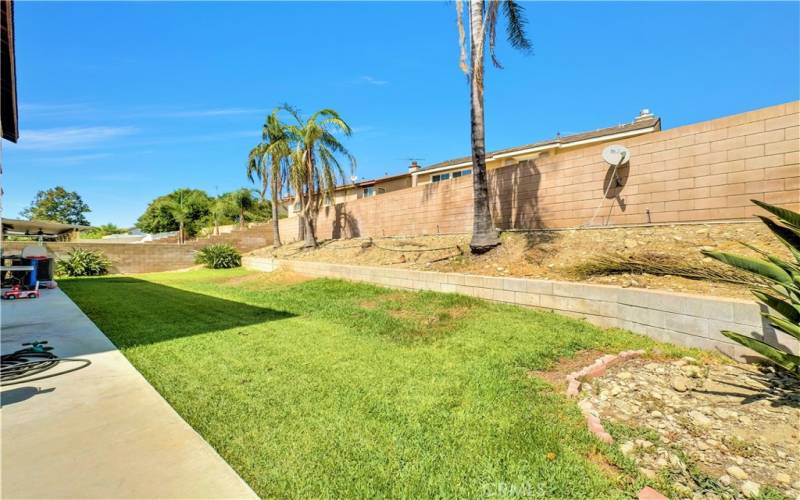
[1,341,91,387]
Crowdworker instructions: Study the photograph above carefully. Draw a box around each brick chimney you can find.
[408,160,421,173]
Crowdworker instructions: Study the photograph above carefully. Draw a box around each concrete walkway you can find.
[1,288,257,499]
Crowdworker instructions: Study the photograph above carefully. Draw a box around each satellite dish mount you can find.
[602,145,631,186]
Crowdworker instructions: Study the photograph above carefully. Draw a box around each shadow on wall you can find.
[491,159,544,230]
[329,204,361,239]
[58,277,295,351]
[600,162,630,224]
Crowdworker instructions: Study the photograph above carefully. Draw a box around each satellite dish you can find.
[602,145,631,166]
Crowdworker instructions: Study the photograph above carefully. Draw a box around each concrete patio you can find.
[1,288,257,499]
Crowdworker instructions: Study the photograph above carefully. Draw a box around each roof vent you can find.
[635,108,654,122]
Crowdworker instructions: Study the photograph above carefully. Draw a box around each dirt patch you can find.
[586,450,624,479]
[528,349,607,389]
[223,269,311,288]
[359,292,408,310]
[585,358,800,498]
[250,221,788,299]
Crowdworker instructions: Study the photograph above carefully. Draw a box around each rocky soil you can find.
[253,221,789,299]
[585,358,800,499]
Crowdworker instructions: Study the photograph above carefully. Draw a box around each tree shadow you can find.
[329,204,361,239]
[57,277,296,352]
[489,159,559,251]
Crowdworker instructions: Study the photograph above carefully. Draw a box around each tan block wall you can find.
[277,102,798,242]
[2,241,199,274]
[500,101,799,228]
[279,176,474,240]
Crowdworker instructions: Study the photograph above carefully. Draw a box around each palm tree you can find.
[455,0,531,253]
[282,105,355,248]
[166,190,196,244]
[210,196,228,236]
[247,109,291,247]
[228,188,257,228]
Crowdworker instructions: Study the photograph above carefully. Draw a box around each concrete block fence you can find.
[243,256,799,361]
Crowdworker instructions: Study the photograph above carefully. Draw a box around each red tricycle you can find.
[2,284,40,300]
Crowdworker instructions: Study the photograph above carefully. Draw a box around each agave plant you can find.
[702,200,800,376]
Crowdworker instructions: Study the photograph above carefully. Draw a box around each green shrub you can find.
[195,244,241,269]
[56,248,111,277]
[702,200,800,376]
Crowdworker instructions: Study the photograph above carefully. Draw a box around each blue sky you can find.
[4,1,798,227]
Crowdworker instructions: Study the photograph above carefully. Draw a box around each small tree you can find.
[136,188,212,237]
[20,186,91,225]
[227,188,257,228]
[82,223,127,239]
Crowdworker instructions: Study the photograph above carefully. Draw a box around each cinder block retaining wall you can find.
[243,256,799,361]
[2,241,198,274]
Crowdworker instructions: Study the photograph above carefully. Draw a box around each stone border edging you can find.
[565,350,645,444]
[242,256,799,360]
[562,350,669,500]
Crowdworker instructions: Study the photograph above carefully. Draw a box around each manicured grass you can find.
[61,269,672,498]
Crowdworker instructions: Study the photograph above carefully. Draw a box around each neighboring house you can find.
[411,109,660,186]
[281,109,660,218]
[282,171,413,218]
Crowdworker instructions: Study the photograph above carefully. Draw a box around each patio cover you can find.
[2,218,91,237]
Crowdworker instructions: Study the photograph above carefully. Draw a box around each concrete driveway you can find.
[1,288,257,499]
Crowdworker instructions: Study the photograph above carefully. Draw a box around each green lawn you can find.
[60,268,675,498]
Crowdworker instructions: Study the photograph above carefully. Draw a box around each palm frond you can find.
[487,0,503,68]
[455,0,469,75]
[502,0,532,51]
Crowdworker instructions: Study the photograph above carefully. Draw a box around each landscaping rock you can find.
[637,486,668,500]
[584,358,800,498]
[689,410,712,427]
[620,441,635,457]
[671,377,689,392]
[726,465,748,480]
[681,365,704,378]
[740,480,760,498]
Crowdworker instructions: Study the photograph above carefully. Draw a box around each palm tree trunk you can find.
[214,218,219,236]
[179,221,184,245]
[239,208,245,229]
[301,210,316,248]
[271,161,282,248]
[468,0,499,254]
[301,153,318,248]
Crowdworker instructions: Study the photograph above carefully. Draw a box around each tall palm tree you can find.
[455,0,531,253]
[247,109,292,247]
[282,105,355,248]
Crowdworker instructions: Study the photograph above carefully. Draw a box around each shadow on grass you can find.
[59,276,295,351]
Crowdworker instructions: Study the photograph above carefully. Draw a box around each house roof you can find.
[421,114,661,172]
[279,112,661,200]
[1,0,18,143]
